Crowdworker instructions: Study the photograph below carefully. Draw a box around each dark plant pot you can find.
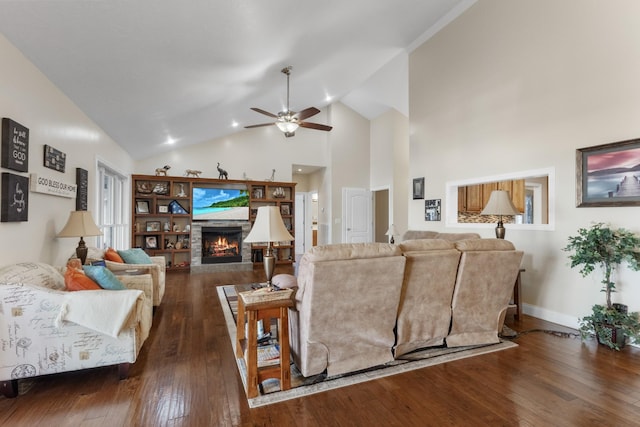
[613,303,628,315]
[595,323,626,349]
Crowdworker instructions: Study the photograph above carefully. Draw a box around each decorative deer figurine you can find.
[217,162,228,179]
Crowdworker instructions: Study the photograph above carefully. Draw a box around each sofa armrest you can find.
[104,259,165,306]
[116,273,153,308]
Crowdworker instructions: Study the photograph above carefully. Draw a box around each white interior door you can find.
[343,188,372,243]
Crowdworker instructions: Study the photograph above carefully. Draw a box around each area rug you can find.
[217,285,517,408]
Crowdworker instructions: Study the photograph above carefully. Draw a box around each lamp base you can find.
[263,246,275,287]
[76,237,88,265]
[495,221,506,239]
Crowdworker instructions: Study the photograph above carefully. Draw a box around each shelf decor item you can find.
[244,206,294,287]
[563,222,640,349]
[273,187,286,198]
[57,210,103,264]
[146,221,161,232]
[136,200,150,214]
[145,235,158,249]
[169,199,188,214]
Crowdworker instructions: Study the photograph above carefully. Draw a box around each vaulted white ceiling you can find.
[0,0,474,160]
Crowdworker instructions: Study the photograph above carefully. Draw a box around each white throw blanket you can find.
[55,289,144,338]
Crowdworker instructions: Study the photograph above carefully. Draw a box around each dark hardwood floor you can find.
[2,267,640,426]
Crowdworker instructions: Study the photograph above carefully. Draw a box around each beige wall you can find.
[409,0,640,327]
[370,109,409,237]
[0,34,135,267]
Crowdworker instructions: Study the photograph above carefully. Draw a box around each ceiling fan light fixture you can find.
[276,121,299,133]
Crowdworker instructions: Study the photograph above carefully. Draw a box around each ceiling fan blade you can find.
[250,107,278,118]
[300,122,333,131]
[244,123,275,129]
[295,107,320,121]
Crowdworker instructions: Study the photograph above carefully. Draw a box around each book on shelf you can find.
[257,344,280,367]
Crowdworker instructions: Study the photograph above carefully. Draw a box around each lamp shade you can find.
[57,211,102,238]
[481,191,519,216]
[385,224,398,237]
[244,206,293,243]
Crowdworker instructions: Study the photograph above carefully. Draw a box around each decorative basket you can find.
[239,287,294,306]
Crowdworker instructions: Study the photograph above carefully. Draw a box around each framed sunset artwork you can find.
[576,138,640,207]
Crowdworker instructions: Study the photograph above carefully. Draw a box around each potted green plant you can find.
[563,222,640,350]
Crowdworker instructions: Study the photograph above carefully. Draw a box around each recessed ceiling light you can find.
[231,121,239,128]
[166,137,176,145]
[297,168,303,172]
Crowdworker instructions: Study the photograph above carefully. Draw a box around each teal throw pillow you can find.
[82,265,127,290]
[118,248,153,264]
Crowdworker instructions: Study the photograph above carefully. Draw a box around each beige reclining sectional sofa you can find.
[289,237,523,378]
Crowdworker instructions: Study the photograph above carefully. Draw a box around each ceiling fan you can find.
[245,66,333,137]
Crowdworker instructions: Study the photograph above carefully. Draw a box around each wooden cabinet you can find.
[511,179,525,213]
[132,175,192,271]
[247,181,296,265]
[461,184,483,213]
[131,175,296,271]
[458,179,525,214]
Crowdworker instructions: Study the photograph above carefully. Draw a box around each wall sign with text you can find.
[1,172,29,222]
[1,118,29,172]
[76,168,88,211]
[44,144,66,172]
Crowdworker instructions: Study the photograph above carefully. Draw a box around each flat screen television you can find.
[192,187,250,221]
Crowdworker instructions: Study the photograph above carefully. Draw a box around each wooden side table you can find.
[235,286,294,398]
[510,268,524,320]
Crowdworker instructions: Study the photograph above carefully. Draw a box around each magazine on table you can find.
[257,344,280,367]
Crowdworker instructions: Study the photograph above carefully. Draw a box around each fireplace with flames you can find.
[201,226,243,264]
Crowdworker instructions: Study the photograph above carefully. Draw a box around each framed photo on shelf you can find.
[576,137,640,207]
[146,221,161,232]
[413,177,425,200]
[425,199,442,221]
[252,187,264,199]
[158,205,169,213]
[145,235,158,249]
[136,200,150,214]
[280,204,290,215]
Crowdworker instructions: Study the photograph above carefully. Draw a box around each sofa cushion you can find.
[455,238,515,251]
[305,242,401,262]
[104,247,125,263]
[83,265,127,290]
[0,262,66,290]
[64,268,101,291]
[402,230,439,240]
[399,239,455,253]
[118,248,153,264]
[435,232,481,242]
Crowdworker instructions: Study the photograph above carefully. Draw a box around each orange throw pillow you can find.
[65,268,101,291]
[104,247,124,263]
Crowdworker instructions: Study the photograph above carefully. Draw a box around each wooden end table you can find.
[235,285,294,398]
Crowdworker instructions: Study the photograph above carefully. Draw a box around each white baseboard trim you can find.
[522,303,639,348]
[522,303,579,330]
